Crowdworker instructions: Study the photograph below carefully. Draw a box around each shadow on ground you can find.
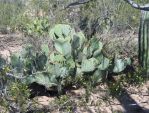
[107,77,149,113]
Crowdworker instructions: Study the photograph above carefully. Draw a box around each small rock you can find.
[35,96,55,106]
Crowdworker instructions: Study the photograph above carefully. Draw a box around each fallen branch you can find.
[65,0,91,9]
[124,0,149,11]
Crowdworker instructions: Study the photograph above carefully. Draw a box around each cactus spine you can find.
[139,11,149,75]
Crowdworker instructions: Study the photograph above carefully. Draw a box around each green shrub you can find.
[0,81,30,113]
[0,57,30,113]
[25,17,50,37]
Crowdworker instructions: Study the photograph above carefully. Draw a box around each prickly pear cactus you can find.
[49,24,74,57]
[20,24,132,91]
[139,11,149,75]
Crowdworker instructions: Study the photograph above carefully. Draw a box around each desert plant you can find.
[1,24,131,95]
[25,17,50,37]
[124,0,149,76]
[123,66,146,85]
[108,81,124,97]
[0,56,30,113]
[138,11,149,76]
[0,80,30,113]
[24,17,50,52]
[23,24,131,93]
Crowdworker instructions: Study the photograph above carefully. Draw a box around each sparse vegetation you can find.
[0,0,149,113]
